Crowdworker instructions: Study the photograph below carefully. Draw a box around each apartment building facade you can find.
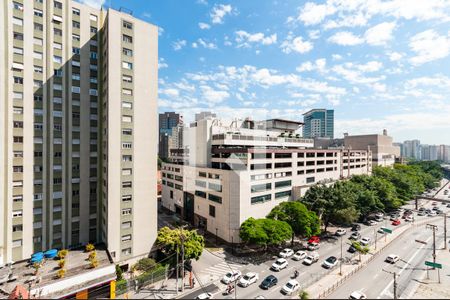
[161,117,371,243]
[1,0,158,265]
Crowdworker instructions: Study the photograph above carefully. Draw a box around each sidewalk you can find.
[305,217,433,299]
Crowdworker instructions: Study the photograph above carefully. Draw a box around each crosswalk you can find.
[195,261,245,280]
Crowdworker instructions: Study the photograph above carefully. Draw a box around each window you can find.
[251,173,272,181]
[122,128,132,135]
[72,47,80,54]
[13,47,23,55]
[13,121,23,128]
[53,42,62,49]
[89,89,98,96]
[209,205,216,217]
[195,190,206,198]
[123,21,133,29]
[13,92,23,99]
[33,52,43,60]
[53,56,62,64]
[12,210,23,217]
[13,2,23,10]
[12,239,22,248]
[13,151,23,158]
[72,73,80,80]
[13,76,23,84]
[122,208,131,216]
[122,221,132,229]
[90,26,97,33]
[34,80,43,88]
[195,180,206,188]
[122,102,133,109]
[251,183,271,193]
[34,22,43,31]
[90,77,97,83]
[33,222,42,229]
[13,107,23,114]
[122,115,132,123]
[33,208,42,215]
[14,136,23,143]
[72,8,80,15]
[13,166,23,173]
[54,1,62,9]
[90,14,98,21]
[34,66,43,73]
[208,194,222,204]
[208,182,222,192]
[122,181,132,188]
[54,69,63,77]
[72,60,80,67]
[33,9,43,17]
[13,194,23,202]
[73,34,80,41]
[122,35,132,43]
[13,32,23,40]
[13,17,23,26]
[123,48,133,56]
[34,37,43,46]
[53,97,61,103]
[54,28,62,36]
[122,155,132,162]
[122,75,133,83]
[90,52,97,59]
[122,62,133,70]
[54,84,62,91]
[122,142,132,149]
[251,194,271,204]
[72,86,80,93]
[122,248,131,255]
[306,177,315,184]
[122,88,133,95]
[275,180,291,189]
[122,195,132,201]
[122,234,132,242]
[122,169,132,176]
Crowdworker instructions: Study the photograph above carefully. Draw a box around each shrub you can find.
[90,258,99,268]
[115,265,123,281]
[299,290,309,300]
[57,268,66,278]
[88,250,97,261]
[33,262,42,275]
[133,258,157,272]
[57,249,68,259]
[85,243,95,252]
[58,259,65,269]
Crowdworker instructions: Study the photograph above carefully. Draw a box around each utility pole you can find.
[444,213,447,250]
[176,245,179,295]
[427,224,438,265]
[339,235,343,275]
[181,231,185,293]
[382,269,398,299]
[374,228,377,250]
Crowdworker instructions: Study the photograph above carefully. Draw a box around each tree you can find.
[351,241,370,262]
[134,258,157,272]
[239,218,293,249]
[156,227,205,261]
[267,201,320,243]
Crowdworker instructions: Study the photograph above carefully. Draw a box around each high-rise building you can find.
[302,109,334,139]
[161,117,371,243]
[158,112,181,159]
[195,111,217,122]
[403,140,421,160]
[1,0,158,265]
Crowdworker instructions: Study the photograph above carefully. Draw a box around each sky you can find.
[81,0,450,145]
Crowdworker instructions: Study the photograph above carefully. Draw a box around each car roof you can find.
[276,258,287,262]
[245,272,256,276]
[265,275,277,280]
[287,279,299,285]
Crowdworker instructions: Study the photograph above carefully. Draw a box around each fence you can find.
[116,264,170,296]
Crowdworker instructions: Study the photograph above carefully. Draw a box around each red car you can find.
[308,236,320,244]
[392,219,401,226]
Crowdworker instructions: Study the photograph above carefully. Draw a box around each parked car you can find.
[349,291,367,299]
[335,228,347,236]
[360,237,371,246]
[405,215,414,222]
[385,254,400,264]
[418,211,426,216]
[292,250,307,261]
[447,204,450,208]
[375,212,384,218]
[351,224,361,231]
[390,215,399,221]
[392,219,401,226]
[432,206,439,211]
[349,232,361,240]
[239,272,259,287]
[271,258,288,271]
[322,256,338,269]
[308,236,320,244]
[259,275,278,290]
[432,202,438,206]
[196,293,212,299]
[428,211,437,217]
[377,227,387,234]
[366,220,377,226]
[307,242,320,251]
[303,252,319,265]
[279,248,294,258]
[221,270,242,284]
[281,279,300,295]
[348,245,357,253]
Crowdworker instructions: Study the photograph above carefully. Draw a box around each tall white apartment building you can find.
[161,117,372,243]
[1,0,158,265]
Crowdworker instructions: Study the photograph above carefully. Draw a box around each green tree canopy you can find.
[156,227,205,260]
[267,201,320,242]
[239,217,293,248]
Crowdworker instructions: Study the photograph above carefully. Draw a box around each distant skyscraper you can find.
[195,111,217,121]
[302,109,334,139]
[159,112,182,159]
[403,140,421,160]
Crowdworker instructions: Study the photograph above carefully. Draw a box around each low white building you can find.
[161,117,372,243]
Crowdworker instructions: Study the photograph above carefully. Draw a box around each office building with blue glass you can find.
[303,109,334,139]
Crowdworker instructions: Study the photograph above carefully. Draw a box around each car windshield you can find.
[225,272,232,277]
[243,275,251,280]
[275,260,283,265]
[327,257,337,263]
[286,282,294,289]
[305,256,312,260]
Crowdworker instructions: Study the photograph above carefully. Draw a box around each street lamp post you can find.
[339,235,343,275]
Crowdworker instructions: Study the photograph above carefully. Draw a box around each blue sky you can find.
[84,0,450,144]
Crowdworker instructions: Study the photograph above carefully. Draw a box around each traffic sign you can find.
[425,261,442,269]
[382,228,393,234]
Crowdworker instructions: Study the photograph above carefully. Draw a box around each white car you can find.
[281,279,300,295]
[303,252,319,265]
[335,228,347,236]
[428,211,437,217]
[271,258,288,271]
[367,220,377,226]
[349,291,367,299]
[322,256,338,269]
[405,215,414,222]
[279,248,294,258]
[221,270,242,284]
[360,237,371,246]
[385,254,400,264]
[196,292,212,299]
[239,272,259,287]
[375,212,384,218]
[292,250,307,261]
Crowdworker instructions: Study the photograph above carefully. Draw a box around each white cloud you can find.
[160,88,179,97]
[197,38,217,49]
[297,2,336,26]
[356,61,383,72]
[198,22,211,30]
[332,54,343,60]
[308,30,321,40]
[388,52,403,61]
[364,22,396,45]
[281,35,313,54]
[296,58,327,73]
[158,58,168,69]
[172,40,187,51]
[405,75,450,89]
[158,27,165,36]
[192,42,198,48]
[409,30,450,65]
[331,61,385,86]
[235,31,277,47]
[328,31,364,46]
[210,4,234,24]
[78,0,104,9]
[200,85,230,104]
